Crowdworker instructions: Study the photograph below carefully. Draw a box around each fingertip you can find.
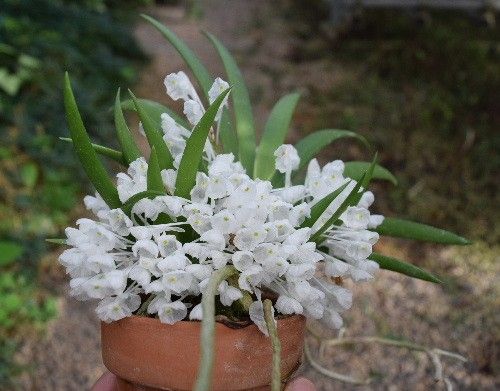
[91,372,118,391]
[285,377,316,391]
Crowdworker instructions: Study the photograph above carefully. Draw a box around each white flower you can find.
[189,303,203,320]
[160,270,193,294]
[116,157,148,202]
[232,251,254,272]
[97,208,133,236]
[157,250,189,272]
[156,234,182,257]
[208,77,230,104]
[275,295,303,315]
[161,169,177,194]
[249,300,271,336]
[164,71,196,102]
[274,144,300,174]
[368,214,385,228]
[96,294,141,322]
[161,112,190,137]
[208,77,230,120]
[211,210,237,234]
[233,227,267,251]
[218,281,242,306]
[84,193,109,215]
[342,206,370,230]
[238,265,265,292]
[150,296,188,324]
[184,99,204,126]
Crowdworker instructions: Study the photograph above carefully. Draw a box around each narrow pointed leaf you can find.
[374,217,471,245]
[205,32,256,175]
[121,190,165,216]
[46,238,67,245]
[59,137,125,164]
[147,147,164,193]
[121,98,189,130]
[369,252,442,283]
[175,88,231,199]
[129,91,173,170]
[63,73,120,208]
[311,155,377,242]
[254,92,301,180]
[219,109,238,155]
[142,14,212,93]
[114,89,142,164]
[300,181,351,228]
[344,161,397,185]
[295,129,369,172]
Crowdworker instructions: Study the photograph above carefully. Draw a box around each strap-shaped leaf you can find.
[218,109,238,155]
[311,156,377,242]
[254,93,301,180]
[121,98,189,130]
[175,88,231,199]
[147,147,164,193]
[114,88,142,164]
[142,14,212,94]
[129,91,173,170]
[205,32,256,175]
[344,161,397,185]
[121,190,165,216]
[59,137,125,165]
[46,238,67,245]
[295,129,369,172]
[374,217,471,245]
[63,73,121,208]
[369,252,442,283]
[300,181,351,228]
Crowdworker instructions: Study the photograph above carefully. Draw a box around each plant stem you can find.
[263,299,281,391]
[193,265,238,391]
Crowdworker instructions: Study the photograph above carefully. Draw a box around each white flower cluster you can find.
[59,71,384,333]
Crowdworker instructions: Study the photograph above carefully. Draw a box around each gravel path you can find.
[18,1,498,390]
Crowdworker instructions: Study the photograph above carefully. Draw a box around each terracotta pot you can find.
[101,315,306,391]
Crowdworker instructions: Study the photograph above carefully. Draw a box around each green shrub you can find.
[0,0,148,384]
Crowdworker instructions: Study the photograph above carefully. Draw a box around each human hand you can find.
[91,372,316,391]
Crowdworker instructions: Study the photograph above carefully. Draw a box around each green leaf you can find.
[369,253,442,284]
[344,161,397,186]
[254,93,301,180]
[121,190,165,216]
[64,72,121,208]
[45,238,67,245]
[59,137,125,164]
[295,129,369,172]
[147,147,165,193]
[121,98,190,130]
[114,88,142,164]
[175,88,231,199]
[218,109,238,155]
[141,14,212,94]
[129,91,173,170]
[311,155,377,242]
[300,181,351,228]
[204,32,256,175]
[374,217,471,245]
[0,242,23,267]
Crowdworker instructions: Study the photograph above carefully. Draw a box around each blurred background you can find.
[0,0,498,389]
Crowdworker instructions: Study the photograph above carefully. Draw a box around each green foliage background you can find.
[0,0,148,384]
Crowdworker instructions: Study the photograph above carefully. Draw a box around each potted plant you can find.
[55,15,470,391]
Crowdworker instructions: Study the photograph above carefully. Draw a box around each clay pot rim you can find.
[104,314,304,330]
